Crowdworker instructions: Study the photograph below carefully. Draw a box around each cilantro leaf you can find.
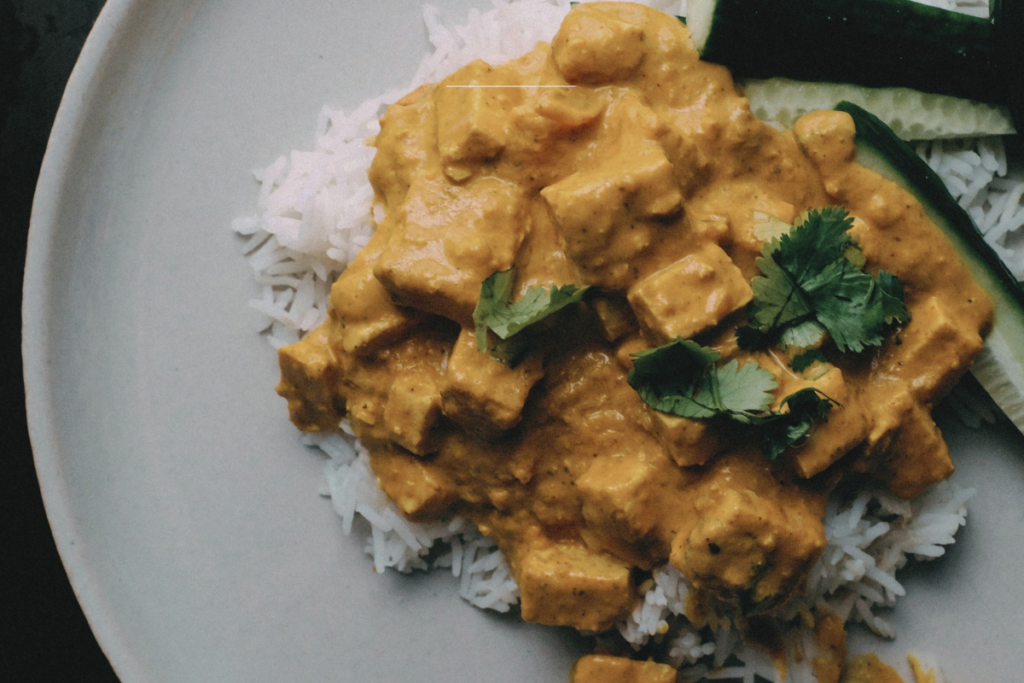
[778,319,827,349]
[714,359,778,415]
[878,270,910,324]
[628,339,779,419]
[790,349,828,373]
[738,207,910,353]
[773,206,855,280]
[629,339,727,419]
[628,339,838,460]
[755,388,837,461]
[473,267,589,353]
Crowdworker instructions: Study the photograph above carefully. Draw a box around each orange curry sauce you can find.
[276,3,992,680]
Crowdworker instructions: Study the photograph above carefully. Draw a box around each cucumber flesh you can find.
[836,101,1024,433]
[743,77,1016,140]
[689,0,1003,106]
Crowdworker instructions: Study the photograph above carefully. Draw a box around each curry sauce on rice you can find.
[272,2,992,680]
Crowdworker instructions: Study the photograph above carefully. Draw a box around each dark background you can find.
[2,0,120,681]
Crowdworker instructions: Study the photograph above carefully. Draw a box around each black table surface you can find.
[3,1,120,681]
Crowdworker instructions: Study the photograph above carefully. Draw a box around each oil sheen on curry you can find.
[276,1,991,676]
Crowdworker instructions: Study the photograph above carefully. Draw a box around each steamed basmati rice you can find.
[234,0,1024,679]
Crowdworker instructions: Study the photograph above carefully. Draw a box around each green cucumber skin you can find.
[992,0,1024,131]
[697,0,1001,105]
[835,102,1024,408]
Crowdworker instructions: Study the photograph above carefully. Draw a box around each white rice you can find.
[234,0,1024,678]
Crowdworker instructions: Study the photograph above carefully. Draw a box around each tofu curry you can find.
[276,3,991,680]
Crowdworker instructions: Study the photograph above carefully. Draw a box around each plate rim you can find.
[22,0,142,679]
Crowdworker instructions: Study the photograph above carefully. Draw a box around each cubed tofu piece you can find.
[571,655,677,683]
[589,294,638,343]
[884,404,954,499]
[672,461,826,611]
[777,366,869,479]
[533,86,607,131]
[551,5,646,84]
[541,143,679,287]
[436,60,521,181]
[440,328,544,438]
[516,543,635,632]
[615,334,648,370]
[647,411,727,468]
[368,82,434,207]
[543,143,682,224]
[792,110,858,194]
[374,175,527,325]
[627,243,753,343]
[861,381,954,499]
[731,195,798,256]
[576,452,663,543]
[886,295,986,402]
[383,373,442,456]
[369,447,458,519]
[276,323,344,431]
[328,232,423,356]
[860,379,916,459]
[677,488,783,596]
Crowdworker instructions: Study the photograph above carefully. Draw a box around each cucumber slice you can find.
[744,78,1016,140]
[992,0,1024,130]
[688,0,1004,106]
[835,101,1024,433]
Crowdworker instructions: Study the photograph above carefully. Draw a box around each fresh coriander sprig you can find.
[627,338,837,460]
[628,339,777,418]
[737,207,910,353]
[473,267,589,360]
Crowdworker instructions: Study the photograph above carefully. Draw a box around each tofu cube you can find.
[533,86,607,131]
[576,452,662,542]
[440,328,544,438]
[647,411,727,468]
[673,485,825,608]
[276,323,344,432]
[861,379,916,459]
[541,144,679,287]
[436,60,521,181]
[614,334,648,370]
[571,655,677,683]
[552,6,646,84]
[627,243,753,343]
[374,175,527,325]
[886,295,986,401]
[589,294,638,342]
[370,447,458,519]
[777,366,869,479]
[517,543,635,632]
[328,242,422,357]
[383,373,442,456]
[863,381,954,499]
[884,401,954,499]
[543,144,681,230]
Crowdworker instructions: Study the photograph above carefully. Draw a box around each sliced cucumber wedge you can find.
[689,0,1001,103]
[836,101,1024,433]
[744,78,1016,140]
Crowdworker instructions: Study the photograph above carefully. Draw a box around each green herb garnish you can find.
[628,339,777,418]
[627,338,837,460]
[737,207,910,353]
[790,349,828,373]
[757,387,838,461]
[473,267,589,357]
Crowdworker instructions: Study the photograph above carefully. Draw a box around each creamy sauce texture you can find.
[276,3,992,679]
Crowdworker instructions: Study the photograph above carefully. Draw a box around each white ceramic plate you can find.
[23,1,1024,682]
